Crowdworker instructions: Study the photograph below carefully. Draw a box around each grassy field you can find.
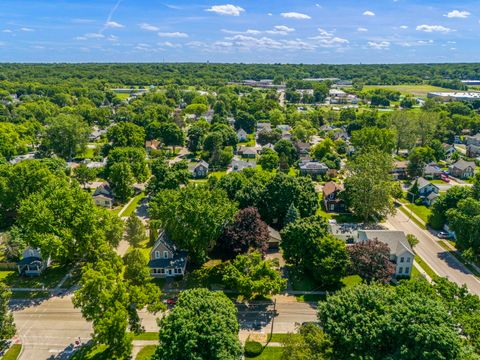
[136,345,156,360]
[10,290,50,299]
[133,332,157,341]
[405,204,431,223]
[245,347,283,360]
[70,344,108,360]
[399,207,426,229]
[414,255,437,279]
[120,193,145,217]
[364,84,450,97]
[1,344,22,360]
[0,264,67,289]
[268,333,300,343]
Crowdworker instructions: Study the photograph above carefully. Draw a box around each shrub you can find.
[244,340,263,357]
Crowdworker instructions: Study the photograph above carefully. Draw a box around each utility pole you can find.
[267,298,276,345]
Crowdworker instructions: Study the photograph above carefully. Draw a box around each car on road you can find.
[437,231,451,239]
[440,174,450,183]
[163,297,177,306]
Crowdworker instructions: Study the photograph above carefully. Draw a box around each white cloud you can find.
[72,18,95,24]
[20,27,35,32]
[139,23,159,31]
[158,32,189,38]
[281,12,311,20]
[223,25,295,36]
[400,25,408,29]
[158,41,182,48]
[273,25,295,33]
[1,29,13,33]
[368,41,390,49]
[416,24,453,33]
[206,4,245,16]
[445,10,470,18]
[398,39,433,47]
[106,35,119,41]
[87,32,105,38]
[315,4,322,8]
[309,28,349,48]
[105,21,124,29]
[363,11,375,16]
[357,27,368,32]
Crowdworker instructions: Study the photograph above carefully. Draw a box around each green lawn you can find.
[239,134,256,147]
[398,207,426,229]
[209,171,227,179]
[363,84,451,97]
[115,93,130,101]
[1,344,22,360]
[245,347,283,360]
[341,275,362,288]
[133,332,157,341]
[405,204,431,223]
[0,264,68,289]
[414,255,437,279]
[70,344,109,360]
[268,333,300,343]
[136,345,156,360]
[120,193,145,217]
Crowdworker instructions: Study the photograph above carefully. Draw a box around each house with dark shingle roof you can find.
[188,160,209,178]
[449,159,476,179]
[299,160,328,176]
[323,182,346,213]
[17,248,49,276]
[148,231,188,278]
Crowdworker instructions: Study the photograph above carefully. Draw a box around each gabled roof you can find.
[416,177,437,190]
[240,147,258,155]
[299,161,328,170]
[232,160,256,171]
[424,163,442,175]
[149,231,188,269]
[188,160,209,172]
[323,181,343,196]
[357,230,414,258]
[451,159,476,171]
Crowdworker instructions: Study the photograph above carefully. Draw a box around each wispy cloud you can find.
[309,28,349,48]
[222,25,295,36]
[368,41,390,49]
[357,27,368,32]
[416,24,453,33]
[20,27,35,32]
[1,29,13,33]
[206,4,245,16]
[363,11,375,16]
[158,32,189,38]
[444,10,470,18]
[281,12,311,20]
[105,21,124,29]
[139,23,159,31]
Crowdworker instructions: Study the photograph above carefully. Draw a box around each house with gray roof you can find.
[93,183,114,208]
[238,146,258,159]
[357,230,414,277]
[188,160,209,178]
[232,159,256,172]
[423,163,443,179]
[299,160,328,176]
[449,159,476,179]
[148,231,188,278]
[237,128,248,142]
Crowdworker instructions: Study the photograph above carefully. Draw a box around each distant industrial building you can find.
[427,92,480,102]
[461,80,480,86]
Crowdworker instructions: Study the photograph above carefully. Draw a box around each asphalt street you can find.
[386,209,480,295]
[13,295,317,359]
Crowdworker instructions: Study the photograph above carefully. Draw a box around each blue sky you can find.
[0,0,479,63]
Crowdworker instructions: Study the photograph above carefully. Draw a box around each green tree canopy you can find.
[153,288,242,360]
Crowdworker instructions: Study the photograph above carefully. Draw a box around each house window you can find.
[163,251,168,258]
[406,257,411,263]
[398,267,403,274]
[159,269,165,274]
[400,257,404,263]
[155,251,160,259]
[330,204,335,211]
[152,269,157,274]
[405,267,410,274]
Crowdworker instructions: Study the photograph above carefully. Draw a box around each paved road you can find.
[386,209,480,295]
[13,295,317,359]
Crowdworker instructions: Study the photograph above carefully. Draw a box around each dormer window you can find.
[164,251,169,258]
[155,251,160,259]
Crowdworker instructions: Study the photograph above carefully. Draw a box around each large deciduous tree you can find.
[318,282,465,360]
[0,283,15,350]
[216,207,269,259]
[281,323,333,360]
[351,126,397,154]
[107,122,145,148]
[222,252,286,299]
[125,214,146,248]
[149,185,237,263]
[43,114,90,159]
[344,150,395,222]
[152,288,242,360]
[347,239,396,284]
[281,216,349,288]
[107,161,134,202]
